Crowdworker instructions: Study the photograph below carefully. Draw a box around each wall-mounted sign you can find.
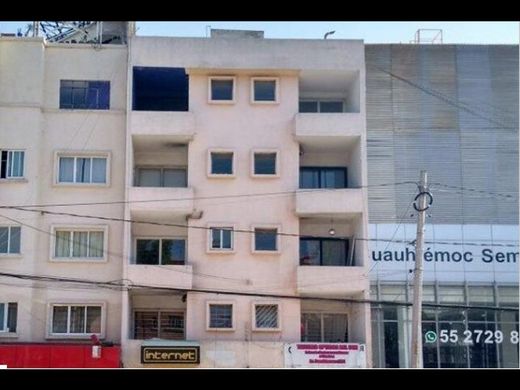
[141,346,200,364]
[284,343,366,368]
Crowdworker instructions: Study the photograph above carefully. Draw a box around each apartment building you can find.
[0,25,371,368]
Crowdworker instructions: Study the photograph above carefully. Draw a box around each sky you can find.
[0,21,518,44]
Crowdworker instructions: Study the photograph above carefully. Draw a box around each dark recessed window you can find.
[254,153,277,175]
[255,228,278,251]
[300,237,350,266]
[0,302,17,333]
[133,67,189,111]
[299,101,319,113]
[299,100,344,113]
[134,311,185,340]
[211,78,234,101]
[210,152,234,175]
[60,80,110,110]
[136,167,187,188]
[253,79,277,102]
[136,239,185,265]
[299,167,347,189]
[209,304,233,329]
[320,101,344,113]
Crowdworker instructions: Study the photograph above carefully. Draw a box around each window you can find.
[210,227,233,251]
[1,150,25,179]
[300,237,350,266]
[0,302,17,333]
[209,77,235,102]
[299,100,344,113]
[135,238,185,265]
[54,229,105,260]
[253,303,280,331]
[209,151,234,176]
[254,227,278,252]
[0,226,21,255]
[50,304,102,336]
[58,156,107,184]
[134,311,185,340]
[301,313,348,342]
[251,78,278,103]
[208,303,234,330]
[133,67,188,111]
[253,151,278,176]
[136,167,187,187]
[60,80,110,110]
[300,167,347,189]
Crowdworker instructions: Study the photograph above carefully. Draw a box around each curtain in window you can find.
[59,158,74,182]
[70,306,86,333]
[52,306,69,333]
[163,169,186,187]
[8,226,20,254]
[86,306,102,333]
[55,231,71,257]
[8,151,24,177]
[89,232,104,258]
[92,158,107,183]
[75,158,91,183]
[72,231,88,257]
[138,169,161,187]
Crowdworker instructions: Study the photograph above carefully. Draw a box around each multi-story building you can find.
[366,44,519,368]
[0,25,371,368]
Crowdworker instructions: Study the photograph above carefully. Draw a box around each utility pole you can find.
[410,170,429,368]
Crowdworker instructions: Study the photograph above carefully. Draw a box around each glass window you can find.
[211,79,234,101]
[255,228,277,251]
[211,228,233,250]
[0,226,20,254]
[54,230,104,259]
[254,153,277,175]
[299,101,318,113]
[51,305,102,335]
[300,239,320,265]
[322,240,347,266]
[0,303,5,331]
[498,287,519,307]
[58,157,74,182]
[136,239,185,265]
[58,157,107,184]
[211,152,233,175]
[87,306,102,333]
[52,306,69,333]
[92,158,107,183]
[134,311,184,340]
[0,150,25,178]
[163,169,187,187]
[299,167,347,189]
[253,80,276,102]
[60,80,110,110]
[75,158,91,183]
[319,101,344,113]
[138,169,161,187]
[301,313,348,342]
[300,238,349,266]
[136,239,160,265]
[209,304,233,329]
[161,239,185,265]
[255,305,279,329]
[70,306,86,333]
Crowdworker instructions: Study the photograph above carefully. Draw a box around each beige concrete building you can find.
[0,25,371,367]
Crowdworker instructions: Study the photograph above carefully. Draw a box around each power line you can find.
[4,206,518,248]
[429,183,518,200]
[0,270,516,312]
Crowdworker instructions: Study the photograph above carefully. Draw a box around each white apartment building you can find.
[0,25,371,368]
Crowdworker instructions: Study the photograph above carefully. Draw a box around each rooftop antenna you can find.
[324,30,336,39]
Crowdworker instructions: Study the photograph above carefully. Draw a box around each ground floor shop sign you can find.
[284,343,366,368]
[141,346,200,364]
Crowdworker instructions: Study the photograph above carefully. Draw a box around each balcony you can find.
[130,111,195,144]
[295,188,363,217]
[127,263,192,289]
[129,186,194,219]
[297,265,367,296]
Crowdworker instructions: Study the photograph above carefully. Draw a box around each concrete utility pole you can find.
[410,170,429,368]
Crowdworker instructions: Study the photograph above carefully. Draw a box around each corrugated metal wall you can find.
[365,44,519,224]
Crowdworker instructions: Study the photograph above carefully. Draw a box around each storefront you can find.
[369,223,519,368]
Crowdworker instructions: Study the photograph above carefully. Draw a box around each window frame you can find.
[134,166,188,188]
[134,236,187,265]
[207,224,235,254]
[299,99,345,113]
[208,76,236,104]
[207,149,236,178]
[251,224,281,254]
[59,80,110,110]
[47,302,106,339]
[301,312,349,342]
[299,236,351,266]
[299,166,348,189]
[250,77,280,104]
[0,149,26,180]
[50,225,108,262]
[55,151,110,187]
[251,149,280,178]
[252,302,281,332]
[206,301,235,331]
[133,309,186,340]
[0,225,22,256]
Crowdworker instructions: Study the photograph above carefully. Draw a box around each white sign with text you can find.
[284,343,366,368]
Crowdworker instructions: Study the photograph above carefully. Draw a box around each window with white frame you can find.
[0,150,25,179]
[134,310,185,340]
[252,151,278,176]
[0,226,21,255]
[253,227,279,252]
[209,150,234,176]
[208,303,234,330]
[54,228,105,259]
[57,155,107,184]
[253,303,280,331]
[0,302,17,333]
[50,304,102,335]
[251,78,278,103]
[209,227,233,251]
[135,238,186,265]
[209,77,235,102]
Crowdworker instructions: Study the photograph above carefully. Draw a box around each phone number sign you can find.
[425,330,519,345]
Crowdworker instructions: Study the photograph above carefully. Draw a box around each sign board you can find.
[370,224,518,283]
[141,346,200,364]
[284,343,366,368]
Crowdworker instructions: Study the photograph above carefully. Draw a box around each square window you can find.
[209,304,233,329]
[0,226,21,255]
[254,304,279,330]
[136,239,160,265]
[210,152,234,175]
[210,227,233,250]
[161,239,186,265]
[254,153,277,175]
[299,101,318,113]
[210,78,234,101]
[253,79,277,102]
[254,228,278,251]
